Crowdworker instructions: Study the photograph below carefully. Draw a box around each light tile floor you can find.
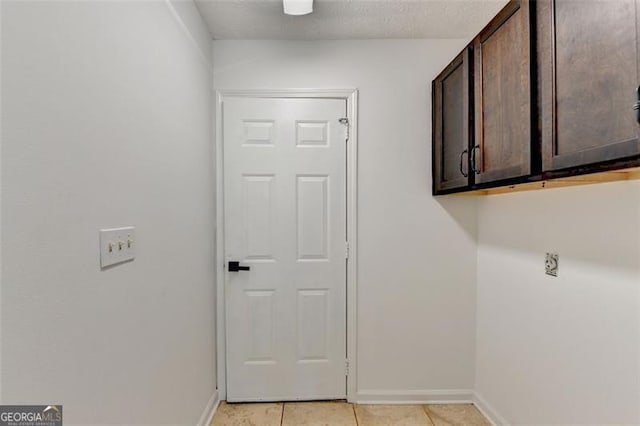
[211,401,490,426]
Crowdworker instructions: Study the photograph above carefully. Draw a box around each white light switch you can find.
[100,226,135,268]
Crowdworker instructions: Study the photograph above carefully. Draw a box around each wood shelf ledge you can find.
[460,167,640,196]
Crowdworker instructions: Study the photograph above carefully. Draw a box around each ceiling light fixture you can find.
[283,0,313,16]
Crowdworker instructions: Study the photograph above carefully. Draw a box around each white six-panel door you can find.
[223,97,347,401]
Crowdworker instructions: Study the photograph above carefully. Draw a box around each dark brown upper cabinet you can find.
[431,0,640,195]
[472,0,533,184]
[432,48,472,194]
[537,0,640,172]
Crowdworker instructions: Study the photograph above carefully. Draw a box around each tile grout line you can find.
[422,404,436,426]
[352,403,360,426]
[280,403,285,426]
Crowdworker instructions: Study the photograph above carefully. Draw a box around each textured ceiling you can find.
[194,0,508,40]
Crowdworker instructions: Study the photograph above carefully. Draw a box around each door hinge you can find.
[345,241,350,259]
[339,117,349,142]
[345,359,350,376]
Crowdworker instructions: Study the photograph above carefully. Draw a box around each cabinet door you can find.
[432,48,472,194]
[473,0,532,184]
[538,0,640,171]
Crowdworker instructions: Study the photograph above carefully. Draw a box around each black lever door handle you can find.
[228,261,250,272]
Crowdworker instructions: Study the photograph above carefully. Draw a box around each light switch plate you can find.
[545,252,559,277]
[100,227,135,268]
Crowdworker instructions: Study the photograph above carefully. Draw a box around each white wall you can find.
[213,39,478,399]
[0,0,4,404]
[1,1,216,424]
[475,181,640,424]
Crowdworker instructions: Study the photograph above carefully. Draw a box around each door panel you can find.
[296,175,329,260]
[538,0,640,171]
[243,175,275,260]
[474,0,532,183]
[297,289,329,361]
[223,97,347,402]
[432,48,472,193]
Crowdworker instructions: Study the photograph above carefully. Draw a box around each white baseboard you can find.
[352,389,473,404]
[197,389,220,426]
[473,392,508,426]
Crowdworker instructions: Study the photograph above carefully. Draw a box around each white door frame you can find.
[215,89,359,402]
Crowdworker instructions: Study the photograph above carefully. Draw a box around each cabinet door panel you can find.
[433,49,471,193]
[474,0,532,184]
[539,0,640,171]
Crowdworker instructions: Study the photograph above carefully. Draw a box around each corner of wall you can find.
[473,391,508,426]
[164,0,213,70]
[197,389,221,426]
[473,195,484,393]
[0,0,4,404]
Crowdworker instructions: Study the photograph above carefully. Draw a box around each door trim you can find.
[214,89,359,402]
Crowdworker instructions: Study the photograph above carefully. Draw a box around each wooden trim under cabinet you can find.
[461,167,640,196]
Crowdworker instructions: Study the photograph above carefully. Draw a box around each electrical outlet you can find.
[545,252,559,277]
